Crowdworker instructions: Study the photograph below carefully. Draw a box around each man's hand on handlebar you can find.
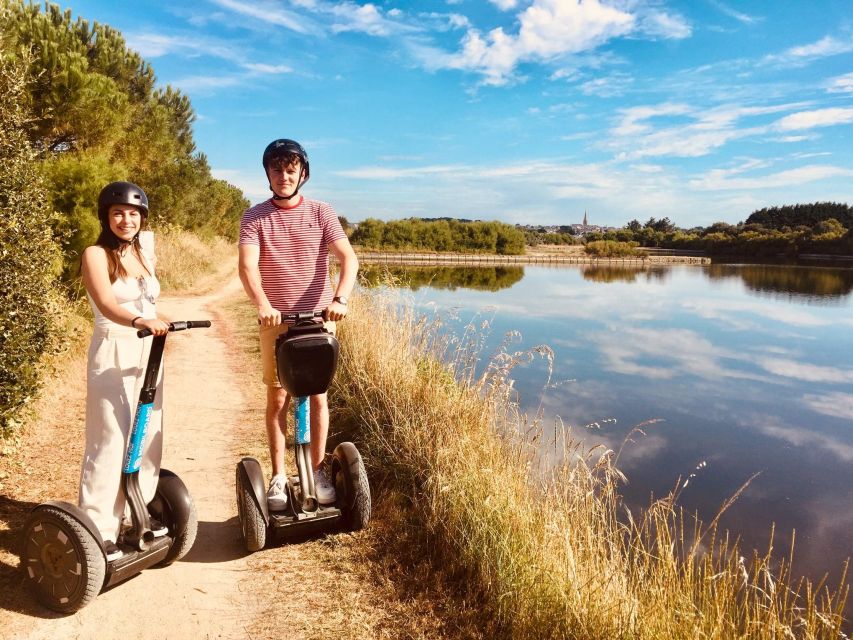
[258,304,282,328]
[324,300,348,322]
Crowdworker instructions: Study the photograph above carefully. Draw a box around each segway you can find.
[236,312,370,552]
[19,320,211,612]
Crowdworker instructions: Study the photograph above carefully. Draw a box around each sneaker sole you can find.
[267,498,288,511]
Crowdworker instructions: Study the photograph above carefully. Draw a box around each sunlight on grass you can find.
[333,282,849,640]
[153,224,236,294]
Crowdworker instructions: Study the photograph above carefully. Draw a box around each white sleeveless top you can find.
[87,247,160,331]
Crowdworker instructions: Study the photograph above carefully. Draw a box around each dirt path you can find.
[2,277,260,639]
[1,273,483,640]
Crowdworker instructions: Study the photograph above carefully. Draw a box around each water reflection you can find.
[360,265,524,291]
[707,264,853,303]
[373,260,853,603]
[581,265,671,284]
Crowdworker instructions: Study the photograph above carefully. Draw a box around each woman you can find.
[78,181,169,561]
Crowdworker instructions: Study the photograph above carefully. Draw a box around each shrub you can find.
[584,240,640,257]
[0,56,62,438]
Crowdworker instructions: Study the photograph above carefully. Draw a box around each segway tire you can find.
[20,506,105,613]
[151,471,198,566]
[236,465,266,551]
[332,442,371,532]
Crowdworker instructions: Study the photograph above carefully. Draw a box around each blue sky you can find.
[70,0,853,227]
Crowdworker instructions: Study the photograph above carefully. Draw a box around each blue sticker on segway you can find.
[295,396,310,444]
[124,402,153,473]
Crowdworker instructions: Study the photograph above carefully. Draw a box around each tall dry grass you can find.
[334,285,849,639]
[153,224,236,294]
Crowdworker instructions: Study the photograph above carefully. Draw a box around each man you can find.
[238,139,358,508]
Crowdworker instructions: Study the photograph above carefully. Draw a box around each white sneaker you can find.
[267,474,288,510]
[149,517,168,538]
[313,467,336,505]
[104,540,123,562]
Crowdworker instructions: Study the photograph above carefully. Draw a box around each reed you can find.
[333,284,849,639]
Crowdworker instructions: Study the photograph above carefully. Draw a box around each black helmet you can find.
[262,138,310,181]
[97,181,149,218]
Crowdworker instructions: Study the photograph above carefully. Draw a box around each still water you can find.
[362,262,853,588]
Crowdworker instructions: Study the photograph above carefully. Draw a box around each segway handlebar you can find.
[257,311,326,326]
[137,320,212,338]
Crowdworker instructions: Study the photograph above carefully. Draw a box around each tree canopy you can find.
[350,217,526,255]
[1,1,248,279]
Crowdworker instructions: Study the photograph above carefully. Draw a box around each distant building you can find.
[517,212,615,237]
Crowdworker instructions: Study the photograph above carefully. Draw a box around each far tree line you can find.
[341,203,853,257]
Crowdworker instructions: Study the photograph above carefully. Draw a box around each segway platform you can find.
[235,313,371,552]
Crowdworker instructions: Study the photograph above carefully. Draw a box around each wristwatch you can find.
[333,296,348,305]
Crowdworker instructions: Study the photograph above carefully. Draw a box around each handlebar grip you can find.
[137,320,212,338]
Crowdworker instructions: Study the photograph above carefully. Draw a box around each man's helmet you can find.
[97,181,149,219]
[262,139,310,182]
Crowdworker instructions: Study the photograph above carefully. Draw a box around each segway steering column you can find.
[124,320,211,550]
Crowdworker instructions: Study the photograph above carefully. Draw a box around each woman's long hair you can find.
[95,209,152,283]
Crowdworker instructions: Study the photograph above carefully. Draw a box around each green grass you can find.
[332,285,849,639]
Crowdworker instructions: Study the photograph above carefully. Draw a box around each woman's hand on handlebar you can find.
[324,300,348,322]
[136,317,170,336]
[257,304,281,328]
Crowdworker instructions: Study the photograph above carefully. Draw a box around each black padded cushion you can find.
[275,322,339,397]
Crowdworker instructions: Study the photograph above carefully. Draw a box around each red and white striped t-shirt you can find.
[239,197,346,313]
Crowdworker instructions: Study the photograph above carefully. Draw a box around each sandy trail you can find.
[13,277,260,640]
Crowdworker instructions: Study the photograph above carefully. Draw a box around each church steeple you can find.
[583,210,588,226]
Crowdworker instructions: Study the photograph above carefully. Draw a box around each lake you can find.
[361,261,853,590]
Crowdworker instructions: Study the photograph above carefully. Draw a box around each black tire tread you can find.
[154,472,199,566]
[236,466,266,552]
[20,506,105,613]
[333,442,371,532]
[161,499,198,566]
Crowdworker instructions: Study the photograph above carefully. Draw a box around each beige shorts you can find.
[260,321,336,388]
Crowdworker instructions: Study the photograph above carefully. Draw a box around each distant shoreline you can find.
[353,249,711,266]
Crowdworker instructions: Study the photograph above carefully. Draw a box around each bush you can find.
[0,56,62,438]
[584,240,640,257]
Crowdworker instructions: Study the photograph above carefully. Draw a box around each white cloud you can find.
[210,0,310,33]
[757,419,853,462]
[441,0,636,85]
[608,102,811,160]
[241,62,293,74]
[330,2,411,37]
[756,357,853,384]
[706,0,761,25]
[765,35,853,66]
[612,103,691,136]
[490,0,520,9]
[802,392,853,421]
[689,164,853,191]
[636,10,692,40]
[594,327,761,382]
[125,32,239,59]
[580,72,633,97]
[827,72,853,94]
[174,74,245,93]
[774,107,853,131]
[787,35,853,59]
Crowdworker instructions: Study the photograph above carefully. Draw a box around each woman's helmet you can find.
[97,181,149,220]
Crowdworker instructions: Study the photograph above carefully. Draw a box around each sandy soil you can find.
[0,278,261,639]
[0,272,490,640]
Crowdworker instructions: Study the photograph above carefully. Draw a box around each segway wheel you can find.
[19,506,105,613]
[151,470,198,566]
[235,465,266,551]
[332,442,371,532]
